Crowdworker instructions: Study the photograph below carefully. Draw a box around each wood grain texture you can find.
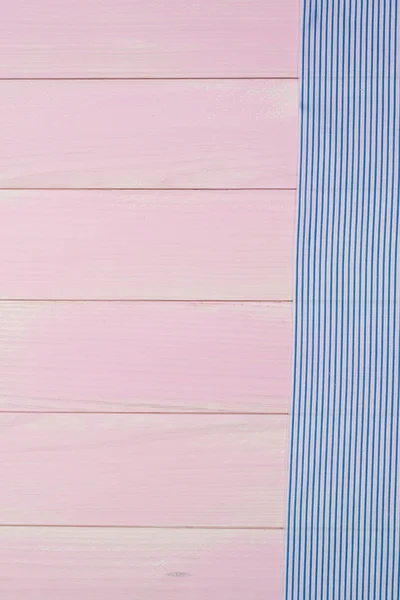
[0,302,292,413]
[0,190,295,301]
[0,527,284,600]
[0,0,299,78]
[0,80,298,189]
[0,414,288,527]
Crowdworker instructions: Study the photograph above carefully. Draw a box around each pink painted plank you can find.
[0,190,295,301]
[0,527,284,600]
[0,414,288,527]
[0,0,299,78]
[0,302,292,413]
[0,80,298,189]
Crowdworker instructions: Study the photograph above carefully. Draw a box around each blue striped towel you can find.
[286,1,400,597]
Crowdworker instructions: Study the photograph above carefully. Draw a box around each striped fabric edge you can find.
[285,1,400,598]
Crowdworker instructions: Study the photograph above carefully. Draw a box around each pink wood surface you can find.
[0,414,288,527]
[0,190,295,300]
[0,80,298,189]
[0,0,299,592]
[0,527,284,600]
[0,302,292,413]
[0,0,299,78]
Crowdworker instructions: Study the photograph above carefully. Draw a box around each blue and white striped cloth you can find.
[286,1,400,597]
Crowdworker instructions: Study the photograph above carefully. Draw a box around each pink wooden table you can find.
[0,1,299,597]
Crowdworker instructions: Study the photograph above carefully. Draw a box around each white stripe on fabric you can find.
[285,1,400,598]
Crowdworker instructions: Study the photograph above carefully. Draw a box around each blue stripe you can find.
[285,1,400,597]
